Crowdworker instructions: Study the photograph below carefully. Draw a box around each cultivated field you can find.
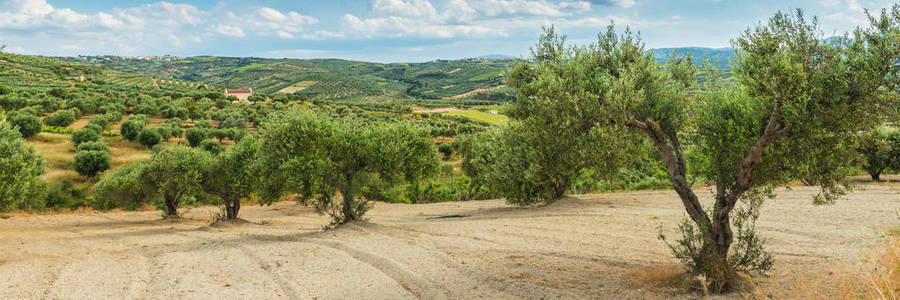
[1,184,898,299]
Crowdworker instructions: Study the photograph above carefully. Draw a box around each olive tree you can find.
[72,128,100,147]
[73,148,110,178]
[506,7,897,292]
[641,10,893,291]
[184,127,206,147]
[258,110,439,227]
[199,136,260,219]
[467,26,636,206]
[120,115,148,141]
[141,144,204,216]
[858,126,900,181]
[137,128,162,148]
[9,112,41,138]
[0,113,47,212]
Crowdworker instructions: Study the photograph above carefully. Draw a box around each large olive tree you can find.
[464,26,637,206]
[505,6,897,293]
[258,110,439,227]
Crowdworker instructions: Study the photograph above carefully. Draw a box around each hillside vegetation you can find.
[0,53,217,93]
[55,56,516,101]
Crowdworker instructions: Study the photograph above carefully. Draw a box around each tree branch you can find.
[628,119,711,229]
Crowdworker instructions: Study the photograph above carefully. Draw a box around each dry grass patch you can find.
[624,264,689,292]
[778,233,900,299]
[67,114,95,129]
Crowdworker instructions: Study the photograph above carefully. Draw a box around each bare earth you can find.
[1,185,899,299]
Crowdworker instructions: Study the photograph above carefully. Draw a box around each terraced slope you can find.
[0,53,216,92]
[55,56,514,100]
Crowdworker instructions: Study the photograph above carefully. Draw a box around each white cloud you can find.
[211,24,245,37]
[209,7,317,39]
[374,0,438,17]
[339,0,651,39]
[612,0,635,8]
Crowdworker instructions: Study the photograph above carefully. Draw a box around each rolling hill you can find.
[0,53,218,93]
[54,56,516,101]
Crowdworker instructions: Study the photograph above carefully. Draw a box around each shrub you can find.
[72,128,100,147]
[82,123,103,134]
[76,141,109,153]
[120,118,146,141]
[43,110,76,127]
[92,162,150,211]
[9,113,41,138]
[137,128,162,148]
[185,127,207,147]
[200,139,224,155]
[438,143,453,160]
[73,149,111,178]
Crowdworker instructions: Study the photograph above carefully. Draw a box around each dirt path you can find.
[1,185,898,299]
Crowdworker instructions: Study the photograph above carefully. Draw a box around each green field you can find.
[443,110,508,125]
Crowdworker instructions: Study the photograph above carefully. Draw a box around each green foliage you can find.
[491,7,898,292]
[141,144,205,216]
[199,139,224,155]
[858,126,900,181]
[71,128,100,147]
[73,148,111,178]
[199,136,261,219]
[0,114,46,212]
[42,126,73,134]
[120,115,148,141]
[437,143,453,160]
[8,112,41,138]
[467,27,639,206]
[43,109,76,127]
[185,127,207,147]
[137,128,162,148]
[660,190,774,276]
[58,55,513,100]
[92,162,150,211]
[82,123,103,134]
[76,141,109,153]
[258,109,439,227]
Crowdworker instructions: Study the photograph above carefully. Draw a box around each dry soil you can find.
[1,185,899,299]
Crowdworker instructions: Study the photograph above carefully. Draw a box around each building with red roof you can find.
[224,88,252,102]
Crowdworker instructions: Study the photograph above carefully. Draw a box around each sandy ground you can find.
[1,185,899,299]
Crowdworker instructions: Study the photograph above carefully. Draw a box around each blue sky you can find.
[0,0,892,62]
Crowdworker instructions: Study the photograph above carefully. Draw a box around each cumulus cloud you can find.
[210,24,245,37]
[209,7,317,39]
[339,0,648,39]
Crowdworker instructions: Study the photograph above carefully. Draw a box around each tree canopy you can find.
[0,114,46,212]
[258,109,439,226]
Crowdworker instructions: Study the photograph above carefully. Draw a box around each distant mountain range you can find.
[477,47,737,69]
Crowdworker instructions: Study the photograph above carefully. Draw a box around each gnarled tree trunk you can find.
[164,193,181,217]
[628,98,787,293]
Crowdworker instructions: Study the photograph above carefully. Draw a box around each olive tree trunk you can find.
[224,195,240,219]
[164,193,181,217]
[628,99,788,292]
